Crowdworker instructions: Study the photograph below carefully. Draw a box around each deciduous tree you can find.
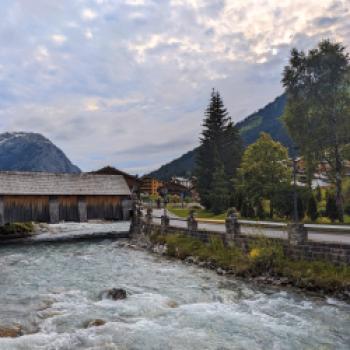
[282,40,350,222]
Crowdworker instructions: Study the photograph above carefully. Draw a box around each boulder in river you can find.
[101,288,127,300]
[85,319,106,328]
[0,325,22,338]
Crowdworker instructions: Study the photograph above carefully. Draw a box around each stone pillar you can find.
[287,223,308,245]
[145,207,153,225]
[187,210,198,233]
[0,196,4,226]
[225,208,240,239]
[161,209,170,234]
[122,199,132,220]
[130,201,143,235]
[49,196,59,224]
[78,196,87,222]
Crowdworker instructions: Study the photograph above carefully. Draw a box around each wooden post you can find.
[0,196,4,226]
[78,196,87,222]
[49,196,59,224]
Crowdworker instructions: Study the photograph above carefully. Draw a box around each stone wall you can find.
[131,208,350,265]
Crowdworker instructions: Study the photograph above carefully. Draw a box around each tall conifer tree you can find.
[196,89,243,210]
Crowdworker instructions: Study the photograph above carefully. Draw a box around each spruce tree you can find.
[196,89,243,210]
[209,161,230,214]
[307,195,319,221]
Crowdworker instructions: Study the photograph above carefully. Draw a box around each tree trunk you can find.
[334,144,344,223]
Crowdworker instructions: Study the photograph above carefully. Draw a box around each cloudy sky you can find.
[0,0,349,174]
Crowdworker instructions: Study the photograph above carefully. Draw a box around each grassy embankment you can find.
[0,222,34,236]
[150,230,350,295]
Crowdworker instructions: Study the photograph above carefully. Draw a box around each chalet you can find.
[90,166,141,193]
[140,177,163,196]
[0,172,131,225]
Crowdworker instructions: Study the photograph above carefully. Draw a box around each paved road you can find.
[151,209,350,245]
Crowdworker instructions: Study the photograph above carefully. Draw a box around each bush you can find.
[248,236,284,274]
[307,196,319,221]
[344,203,350,216]
[256,200,265,220]
[326,194,338,223]
[0,222,34,235]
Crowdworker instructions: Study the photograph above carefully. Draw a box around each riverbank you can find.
[132,230,350,302]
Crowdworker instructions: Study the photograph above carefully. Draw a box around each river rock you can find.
[85,319,106,328]
[0,325,22,337]
[101,288,127,300]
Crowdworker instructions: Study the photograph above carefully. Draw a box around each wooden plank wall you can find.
[3,195,124,223]
[87,195,122,220]
[59,196,79,222]
[4,195,50,223]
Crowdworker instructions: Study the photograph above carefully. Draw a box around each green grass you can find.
[150,231,350,293]
[168,206,227,220]
[0,222,34,236]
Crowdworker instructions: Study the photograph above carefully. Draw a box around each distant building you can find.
[0,172,131,225]
[90,166,140,193]
[158,181,189,197]
[140,177,163,196]
[171,176,192,189]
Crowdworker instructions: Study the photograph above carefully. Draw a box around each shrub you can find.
[248,236,284,274]
[0,222,34,235]
[307,196,319,221]
[344,203,350,216]
[326,194,338,222]
[256,200,265,220]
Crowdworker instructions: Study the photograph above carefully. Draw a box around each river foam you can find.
[0,241,349,349]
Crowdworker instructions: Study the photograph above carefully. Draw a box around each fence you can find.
[130,206,350,265]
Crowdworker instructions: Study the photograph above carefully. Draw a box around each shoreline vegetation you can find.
[138,229,350,302]
[0,222,34,237]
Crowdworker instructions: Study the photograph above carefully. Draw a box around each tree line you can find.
[195,40,350,222]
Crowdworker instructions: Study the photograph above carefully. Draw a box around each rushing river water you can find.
[0,240,349,350]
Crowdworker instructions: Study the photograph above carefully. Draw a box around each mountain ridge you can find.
[147,94,293,180]
[0,132,81,173]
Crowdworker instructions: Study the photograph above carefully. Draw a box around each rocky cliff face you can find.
[0,132,80,173]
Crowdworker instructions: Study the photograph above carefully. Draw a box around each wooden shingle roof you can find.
[0,172,131,196]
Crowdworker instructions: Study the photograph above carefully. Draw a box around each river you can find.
[0,240,349,350]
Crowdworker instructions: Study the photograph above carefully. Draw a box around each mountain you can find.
[0,132,81,173]
[148,94,293,180]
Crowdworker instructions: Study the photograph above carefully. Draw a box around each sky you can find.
[0,0,349,174]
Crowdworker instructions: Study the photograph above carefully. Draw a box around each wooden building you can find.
[140,177,163,196]
[90,166,140,193]
[0,172,131,225]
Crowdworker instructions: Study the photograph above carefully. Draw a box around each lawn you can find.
[167,206,227,220]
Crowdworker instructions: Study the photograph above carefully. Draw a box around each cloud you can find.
[0,0,349,173]
[81,8,97,21]
[51,34,67,44]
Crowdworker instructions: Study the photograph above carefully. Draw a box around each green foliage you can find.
[0,222,34,235]
[255,200,265,220]
[150,232,350,291]
[240,200,255,218]
[315,186,322,202]
[237,132,291,204]
[272,184,308,219]
[196,89,243,210]
[326,194,338,223]
[208,161,230,214]
[307,196,319,221]
[283,39,350,222]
